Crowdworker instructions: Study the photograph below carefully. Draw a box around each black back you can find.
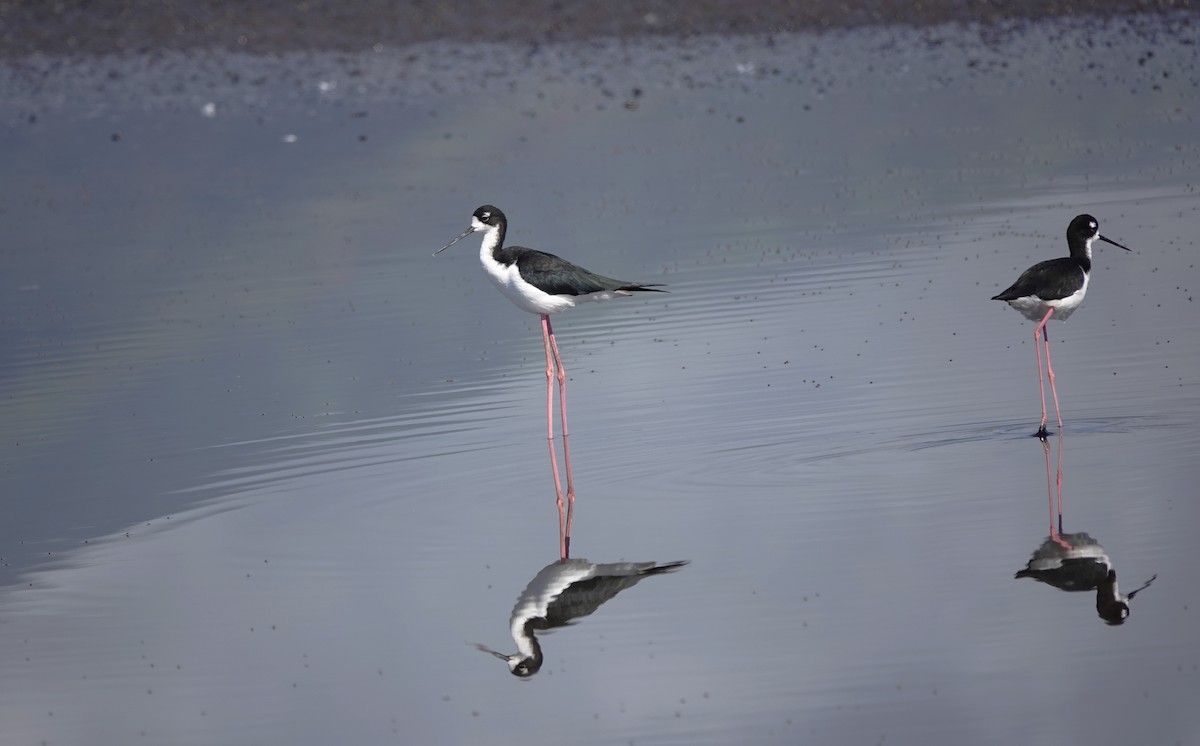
[991,257,1085,302]
[496,245,666,297]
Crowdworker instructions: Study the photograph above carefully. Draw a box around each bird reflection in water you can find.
[474,558,688,677]
[1015,435,1157,624]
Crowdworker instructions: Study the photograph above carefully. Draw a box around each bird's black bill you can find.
[434,226,475,256]
[1098,234,1133,252]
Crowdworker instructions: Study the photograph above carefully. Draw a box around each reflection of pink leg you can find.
[545,316,575,557]
[541,315,568,560]
[1033,308,1056,434]
[1045,434,1070,548]
[1055,432,1064,528]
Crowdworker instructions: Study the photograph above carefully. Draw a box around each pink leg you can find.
[544,316,575,556]
[1042,324,1064,436]
[541,315,568,560]
[1032,308,1056,436]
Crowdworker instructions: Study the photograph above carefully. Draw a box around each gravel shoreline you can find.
[1,0,1195,58]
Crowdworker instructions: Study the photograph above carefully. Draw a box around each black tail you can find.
[619,283,668,293]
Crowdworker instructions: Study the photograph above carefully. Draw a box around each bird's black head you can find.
[473,205,506,228]
[1065,213,1131,258]
[1068,214,1100,242]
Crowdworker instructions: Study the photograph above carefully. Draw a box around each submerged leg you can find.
[541,314,568,559]
[1032,308,1056,437]
[544,315,575,557]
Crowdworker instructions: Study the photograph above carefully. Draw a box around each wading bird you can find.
[436,205,664,556]
[992,214,1130,436]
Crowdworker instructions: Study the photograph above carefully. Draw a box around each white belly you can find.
[1007,273,1088,322]
[484,262,579,315]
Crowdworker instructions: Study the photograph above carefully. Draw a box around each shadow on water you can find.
[1014,435,1158,625]
[474,554,688,678]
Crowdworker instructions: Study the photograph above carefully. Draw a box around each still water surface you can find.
[2,16,1199,746]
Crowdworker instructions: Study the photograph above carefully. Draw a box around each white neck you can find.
[478,225,502,261]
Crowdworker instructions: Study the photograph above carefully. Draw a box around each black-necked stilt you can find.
[473,558,688,677]
[992,214,1131,436]
[436,205,665,558]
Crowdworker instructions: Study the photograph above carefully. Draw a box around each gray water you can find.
[2,15,1199,746]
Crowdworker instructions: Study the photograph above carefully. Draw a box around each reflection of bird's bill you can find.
[1125,573,1158,601]
[472,642,513,662]
[434,226,475,255]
